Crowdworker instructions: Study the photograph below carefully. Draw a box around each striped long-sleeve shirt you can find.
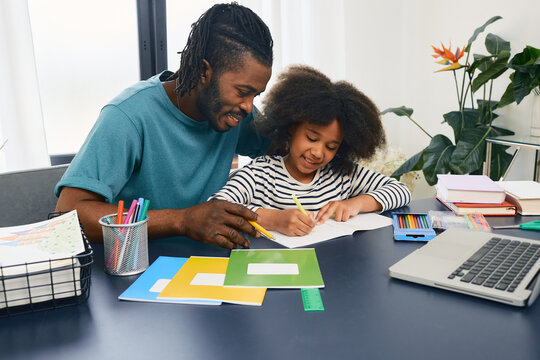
[210,155,411,212]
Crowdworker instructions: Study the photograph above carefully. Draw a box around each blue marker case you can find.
[392,213,436,241]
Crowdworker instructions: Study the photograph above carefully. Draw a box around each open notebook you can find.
[389,228,540,307]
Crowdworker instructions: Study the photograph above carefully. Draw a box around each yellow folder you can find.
[157,256,266,306]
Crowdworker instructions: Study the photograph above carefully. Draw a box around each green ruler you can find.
[301,288,324,311]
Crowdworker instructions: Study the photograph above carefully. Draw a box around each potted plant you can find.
[383,16,517,185]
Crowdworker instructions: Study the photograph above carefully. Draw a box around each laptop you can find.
[389,228,540,307]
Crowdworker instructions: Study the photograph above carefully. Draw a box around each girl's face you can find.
[284,119,343,183]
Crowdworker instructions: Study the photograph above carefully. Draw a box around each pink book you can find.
[436,174,505,204]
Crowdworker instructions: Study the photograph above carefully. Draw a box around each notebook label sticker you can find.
[190,273,225,286]
[247,263,299,275]
[149,278,171,293]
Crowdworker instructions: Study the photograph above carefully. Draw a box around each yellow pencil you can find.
[292,194,316,232]
[292,194,308,215]
[248,220,274,240]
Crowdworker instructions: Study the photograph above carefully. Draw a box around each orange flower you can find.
[432,42,465,72]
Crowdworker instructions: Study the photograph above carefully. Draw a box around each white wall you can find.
[342,0,540,197]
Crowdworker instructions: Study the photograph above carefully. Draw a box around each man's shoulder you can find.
[108,71,171,107]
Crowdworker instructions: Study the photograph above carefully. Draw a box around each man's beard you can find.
[195,76,248,133]
[196,77,226,132]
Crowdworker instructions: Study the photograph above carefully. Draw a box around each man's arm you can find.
[56,187,259,249]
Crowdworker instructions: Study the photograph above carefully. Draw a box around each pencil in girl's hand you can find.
[292,194,316,231]
[292,194,308,215]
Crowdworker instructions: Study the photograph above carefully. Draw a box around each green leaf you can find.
[509,46,540,69]
[485,33,510,55]
[497,79,515,108]
[443,109,481,142]
[513,70,535,104]
[391,150,423,179]
[422,135,455,185]
[469,54,493,74]
[476,100,499,109]
[467,16,502,46]
[381,106,414,117]
[471,50,510,92]
[449,127,493,174]
[512,66,540,104]
[476,102,499,125]
[509,63,540,77]
[490,125,514,137]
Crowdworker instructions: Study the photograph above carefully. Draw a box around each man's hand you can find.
[180,200,259,249]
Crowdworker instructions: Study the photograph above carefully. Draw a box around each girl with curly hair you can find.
[211,65,410,237]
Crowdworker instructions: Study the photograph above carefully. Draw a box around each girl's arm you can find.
[316,165,411,224]
[209,167,255,206]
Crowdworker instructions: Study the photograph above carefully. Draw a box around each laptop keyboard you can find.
[448,237,540,292]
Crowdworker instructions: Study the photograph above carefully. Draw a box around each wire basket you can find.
[0,212,93,317]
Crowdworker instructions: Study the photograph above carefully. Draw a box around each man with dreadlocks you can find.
[55,3,273,249]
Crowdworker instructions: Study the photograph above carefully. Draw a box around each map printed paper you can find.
[0,210,85,271]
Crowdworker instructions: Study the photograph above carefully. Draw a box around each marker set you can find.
[428,211,491,232]
[100,198,151,275]
[392,213,436,241]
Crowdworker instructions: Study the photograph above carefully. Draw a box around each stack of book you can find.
[497,180,540,215]
[435,174,517,216]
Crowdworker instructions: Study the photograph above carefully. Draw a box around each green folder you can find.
[224,249,324,288]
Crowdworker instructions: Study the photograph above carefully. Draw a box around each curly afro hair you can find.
[258,65,386,174]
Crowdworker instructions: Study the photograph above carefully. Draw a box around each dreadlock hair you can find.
[171,2,273,97]
[258,65,386,174]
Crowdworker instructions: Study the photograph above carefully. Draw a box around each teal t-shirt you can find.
[55,71,269,210]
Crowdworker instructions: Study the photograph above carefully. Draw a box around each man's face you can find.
[196,54,272,132]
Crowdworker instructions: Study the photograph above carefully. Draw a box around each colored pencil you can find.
[248,220,274,240]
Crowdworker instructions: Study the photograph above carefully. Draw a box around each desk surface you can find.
[2,199,540,360]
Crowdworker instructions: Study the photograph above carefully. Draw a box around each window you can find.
[28,0,139,156]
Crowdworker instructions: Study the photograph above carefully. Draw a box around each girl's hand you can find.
[316,199,360,224]
[271,209,316,237]
[316,195,382,224]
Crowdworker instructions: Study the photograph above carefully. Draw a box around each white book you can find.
[497,181,540,215]
[436,174,505,204]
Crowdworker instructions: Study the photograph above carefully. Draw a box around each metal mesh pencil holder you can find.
[99,213,149,276]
